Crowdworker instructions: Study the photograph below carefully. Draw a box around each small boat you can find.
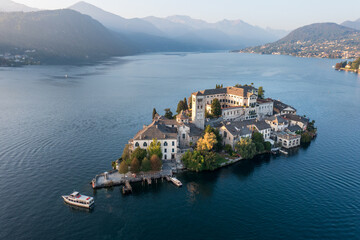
[169,177,182,187]
[279,149,288,155]
[62,191,94,208]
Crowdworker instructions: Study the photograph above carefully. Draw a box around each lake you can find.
[0,52,359,240]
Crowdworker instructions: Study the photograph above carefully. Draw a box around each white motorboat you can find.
[62,191,94,208]
[169,177,182,187]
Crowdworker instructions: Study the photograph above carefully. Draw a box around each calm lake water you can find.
[0,52,360,240]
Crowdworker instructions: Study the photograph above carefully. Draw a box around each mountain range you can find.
[0,0,37,12]
[239,23,360,59]
[341,18,360,30]
[0,0,359,63]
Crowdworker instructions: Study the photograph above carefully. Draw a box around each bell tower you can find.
[191,92,205,129]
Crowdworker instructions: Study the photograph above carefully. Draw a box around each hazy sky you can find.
[15,0,360,30]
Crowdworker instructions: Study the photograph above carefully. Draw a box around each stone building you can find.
[276,132,301,149]
[191,86,263,128]
[219,119,271,149]
[273,100,296,115]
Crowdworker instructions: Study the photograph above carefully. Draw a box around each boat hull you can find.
[62,196,94,209]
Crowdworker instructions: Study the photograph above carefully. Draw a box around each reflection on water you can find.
[0,52,360,240]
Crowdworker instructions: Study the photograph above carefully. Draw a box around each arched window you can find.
[143,142,147,147]
[164,141,168,146]
[135,142,139,147]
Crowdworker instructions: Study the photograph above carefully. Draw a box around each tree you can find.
[255,142,265,152]
[164,108,173,119]
[150,154,162,171]
[121,144,131,164]
[130,157,140,173]
[258,86,265,99]
[131,147,147,163]
[264,141,272,151]
[211,98,222,118]
[215,84,223,89]
[176,100,186,114]
[234,84,242,88]
[141,157,151,172]
[205,125,223,152]
[152,108,157,119]
[252,132,264,144]
[181,150,219,172]
[188,97,192,109]
[197,132,217,151]
[235,138,256,159]
[119,160,129,175]
[147,138,162,159]
[183,97,188,110]
[224,144,233,154]
[301,132,312,144]
[335,62,342,70]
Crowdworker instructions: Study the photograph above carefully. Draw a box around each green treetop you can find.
[147,138,163,159]
[164,108,173,119]
[258,86,265,99]
[152,108,157,119]
[211,98,222,118]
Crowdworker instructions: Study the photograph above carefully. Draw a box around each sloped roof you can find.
[283,114,309,124]
[133,120,177,140]
[273,99,296,113]
[192,86,258,98]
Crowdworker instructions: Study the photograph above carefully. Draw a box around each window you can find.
[135,142,139,147]
[182,134,185,139]
[164,155,167,160]
[164,148,167,153]
[143,142,147,147]
[172,148,174,153]
[164,141,168,146]
[172,141,175,146]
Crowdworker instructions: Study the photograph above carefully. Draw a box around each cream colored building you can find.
[191,86,261,128]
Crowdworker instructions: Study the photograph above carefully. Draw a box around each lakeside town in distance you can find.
[92,84,317,190]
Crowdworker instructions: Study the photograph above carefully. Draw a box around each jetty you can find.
[122,181,132,195]
[91,169,173,189]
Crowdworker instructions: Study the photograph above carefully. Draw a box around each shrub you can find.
[224,144,233,154]
[150,154,162,171]
[130,158,140,173]
[118,160,129,174]
[131,147,147,163]
[141,157,151,172]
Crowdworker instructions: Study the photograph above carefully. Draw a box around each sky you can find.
[14,0,360,30]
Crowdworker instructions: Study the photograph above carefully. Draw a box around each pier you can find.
[122,181,132,194]
[91,169,173,189]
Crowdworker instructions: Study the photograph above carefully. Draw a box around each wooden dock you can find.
[122,181,132,195]
[91,169,173,189]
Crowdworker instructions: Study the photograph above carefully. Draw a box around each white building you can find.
[218,119,271,149]
[277,132,301,149]
[192,86,262,129]
[265,115,289,132]
[256,98,274,120]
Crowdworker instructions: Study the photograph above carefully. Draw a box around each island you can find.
[91,84,317,191]
[335,57,360,73]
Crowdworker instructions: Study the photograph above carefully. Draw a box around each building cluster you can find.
[128,85,310,161]
[241,36,360,59]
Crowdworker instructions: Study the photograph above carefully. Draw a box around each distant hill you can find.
[277,23,359,43]
[68,2,209,52]
[0,10,135,63]
[69,1,163,36]
[239,23,360,59]
[0,0,38,12]
[341,18,360,30]
[143,15,285,48]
